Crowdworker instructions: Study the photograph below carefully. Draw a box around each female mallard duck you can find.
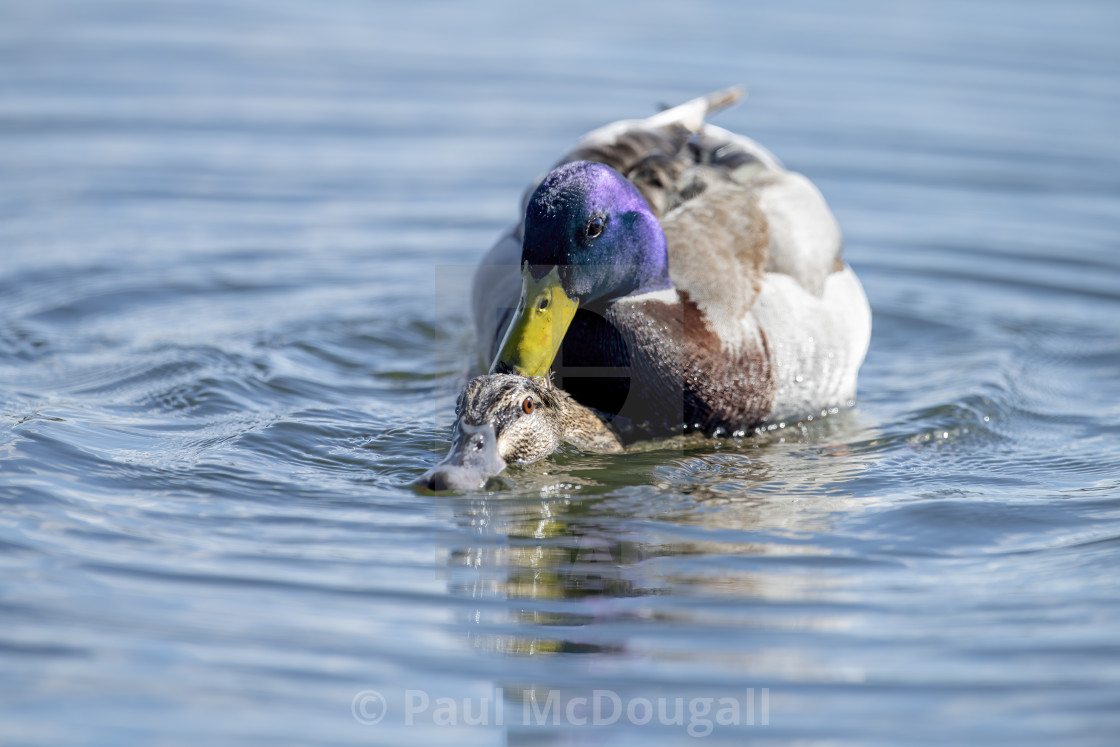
[472,87,871,443]
[418,374,622,491]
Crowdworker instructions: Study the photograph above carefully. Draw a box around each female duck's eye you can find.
[521,396,534,415]
[585,215,605,240]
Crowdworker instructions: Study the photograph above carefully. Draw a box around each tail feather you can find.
[646,86,746,132]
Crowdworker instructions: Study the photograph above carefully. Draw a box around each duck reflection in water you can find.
[437,436,870,714]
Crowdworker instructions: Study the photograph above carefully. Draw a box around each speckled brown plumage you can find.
[457,374,622,464]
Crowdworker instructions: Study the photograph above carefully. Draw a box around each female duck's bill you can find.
[417,420,507,492]
[415,374,623,492]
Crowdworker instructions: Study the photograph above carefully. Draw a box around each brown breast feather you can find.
[607,290,774,433]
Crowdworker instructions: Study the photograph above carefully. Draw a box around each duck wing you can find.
[663,165,844,304]
[557,86,759,217]
[658,153,866,426]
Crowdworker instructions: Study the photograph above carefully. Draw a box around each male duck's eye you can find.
[521,396,534,415]
[585,215,605,240]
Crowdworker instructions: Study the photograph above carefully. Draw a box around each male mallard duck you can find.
[417,374,622,491]
[472,87,871,442]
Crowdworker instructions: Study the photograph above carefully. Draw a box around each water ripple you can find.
[3,0,1120,743]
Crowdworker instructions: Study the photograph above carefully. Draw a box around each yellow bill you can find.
[491,265,579,377]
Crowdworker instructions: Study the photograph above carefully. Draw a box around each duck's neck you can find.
[604,210,674,301]
[627,242,674,297]
[555,388,623,453]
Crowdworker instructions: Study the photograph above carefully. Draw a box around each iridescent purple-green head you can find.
[492,161,671,377]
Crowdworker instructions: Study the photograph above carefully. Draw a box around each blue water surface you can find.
[2,0,1119,744]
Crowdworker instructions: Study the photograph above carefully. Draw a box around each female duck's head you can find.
[414,374,622,492]
[492,161,671,377]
